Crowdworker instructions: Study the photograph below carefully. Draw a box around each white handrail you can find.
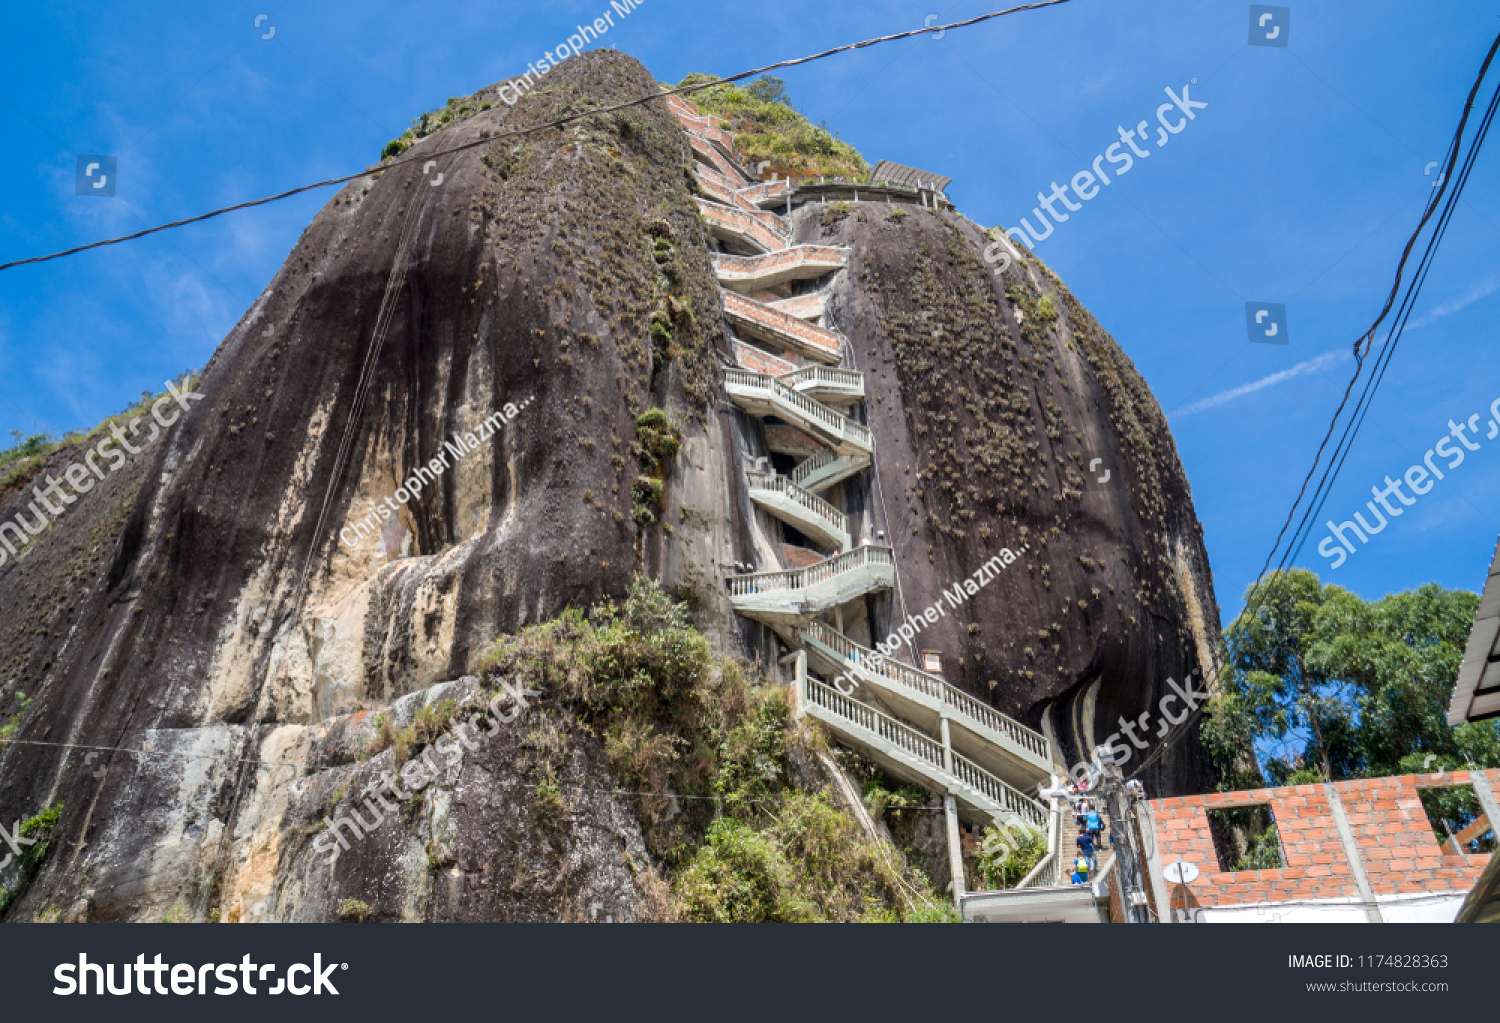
[803,678,1047,826]
[778,365,863,392]
[744,470,849,534]
[799,621,1050,761]
[805,679,945,771]
[726,544,893,597]
[951,751,1047,826]
[791,449,840,487]
[724,368,871,448]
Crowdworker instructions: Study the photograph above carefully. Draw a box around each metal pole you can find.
[1097,750,1152,922]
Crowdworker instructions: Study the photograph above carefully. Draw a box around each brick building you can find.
[1141,769,1498,923]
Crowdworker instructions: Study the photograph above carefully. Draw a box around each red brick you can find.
[1307,865,1331,877]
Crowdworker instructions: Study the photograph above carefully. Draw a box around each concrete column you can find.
[1325,782,1383,923]
[778,649,806,719]
[939,715,953,773]
[1135,799,1174,923]
[945,793,966,908]
[1470,771,1500,836]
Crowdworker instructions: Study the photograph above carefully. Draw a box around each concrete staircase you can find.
[1057,792,1114,887]
[789,449,866,494]
[727,544,896,625]
[664,89,1062,893]
[777,365,863,406]
[695,198,791,253]
[721,292,843,363]
[797,620,1052,786]
[745,470,851,552]
[723,369,870,459]
[712,247,850,292]
[800,677,1047,830]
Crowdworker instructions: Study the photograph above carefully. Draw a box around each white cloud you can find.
[1173,350,1350,418]
[1403,276,1500,331]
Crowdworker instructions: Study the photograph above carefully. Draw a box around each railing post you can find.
[939,714,954,774]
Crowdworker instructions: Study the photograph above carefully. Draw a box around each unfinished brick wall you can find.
[781,544,823,569]
[734,341,796,376]
[1146,770,1497,910]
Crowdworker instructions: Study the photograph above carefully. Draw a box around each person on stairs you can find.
[1070,853,1091,886]
[1085,806,1103,850]
[1076,829,1097,874]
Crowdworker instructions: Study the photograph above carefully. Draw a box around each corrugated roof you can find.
[1449,534,1500,724]
[870,160,953,194]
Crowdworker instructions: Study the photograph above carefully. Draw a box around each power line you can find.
[0,735,1035,816]
[1125,27,1500,785]
[0,2,1070,275]
[1246,25,1500,604]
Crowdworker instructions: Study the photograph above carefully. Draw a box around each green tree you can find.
[1203,570,1500,787]
[743,76,790,107]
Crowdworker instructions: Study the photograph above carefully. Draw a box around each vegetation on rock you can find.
[675,74,868,180]
[471,578,951,920]
[381,95,494,159]
[0,802,62,915]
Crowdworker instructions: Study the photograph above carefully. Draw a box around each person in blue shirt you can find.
[1076,830,1097,873]
[1070,854,1091,885]
[1085,807,1102,848]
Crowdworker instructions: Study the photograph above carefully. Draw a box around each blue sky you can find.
[1,0,1497,625]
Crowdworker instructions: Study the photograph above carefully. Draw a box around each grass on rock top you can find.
[675,74,868,180]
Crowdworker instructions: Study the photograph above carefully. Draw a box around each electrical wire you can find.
[0,734,1033,817]
[0,2,1070,275]
[1128,29,1500,784]
[1245,25,1500,607]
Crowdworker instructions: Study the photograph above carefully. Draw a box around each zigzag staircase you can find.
[666,91,1059,896]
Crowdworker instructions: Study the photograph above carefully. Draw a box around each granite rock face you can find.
[0,50,1218,922]
[806,204,1221,795]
